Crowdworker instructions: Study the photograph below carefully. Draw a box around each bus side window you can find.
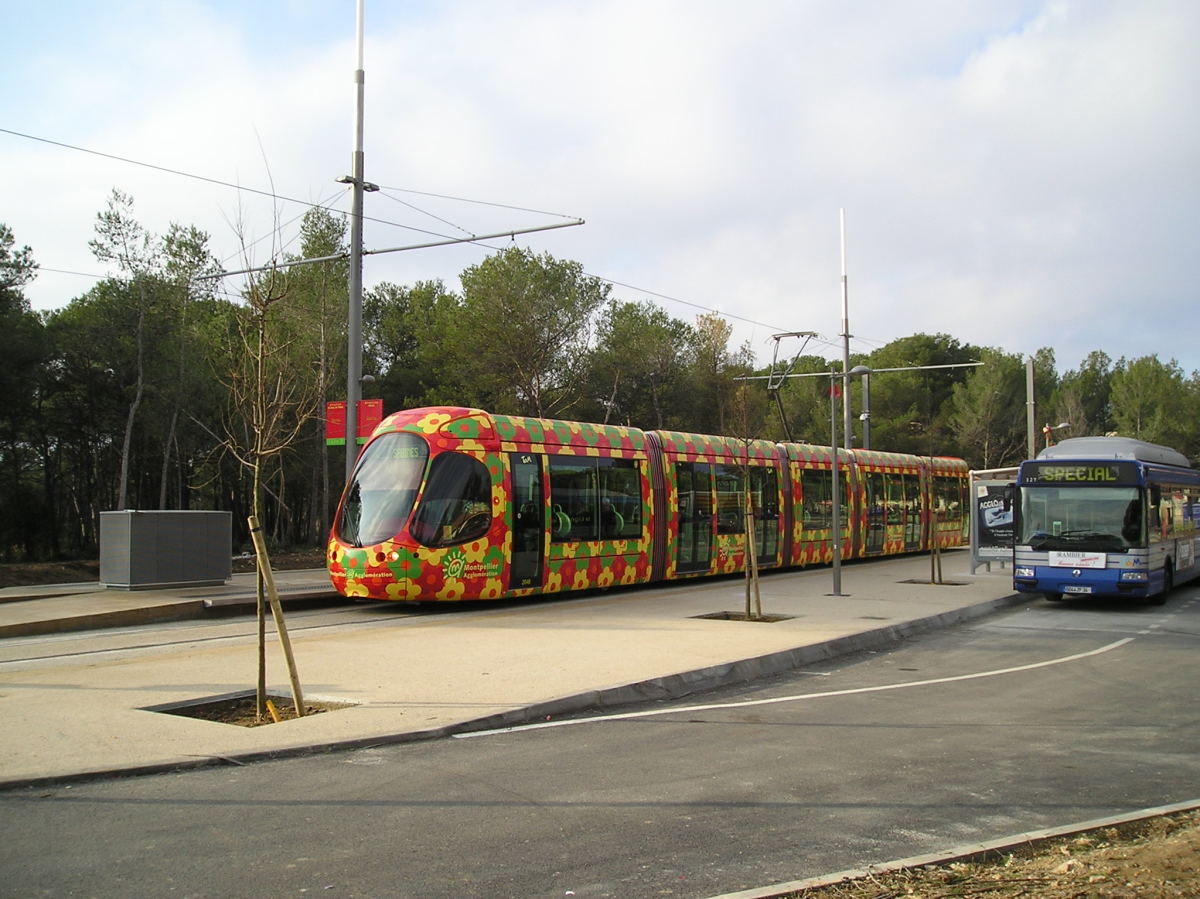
[1148,486,1163,542]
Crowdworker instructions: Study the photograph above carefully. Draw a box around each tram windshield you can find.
[1017,485,1142,551]
[337,432,429,547]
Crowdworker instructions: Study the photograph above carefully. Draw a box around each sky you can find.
[2,0,1198,376]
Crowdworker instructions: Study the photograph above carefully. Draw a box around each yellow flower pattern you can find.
[326,405,968,603]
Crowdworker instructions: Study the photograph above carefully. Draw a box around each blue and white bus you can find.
[1013,436,1200,604]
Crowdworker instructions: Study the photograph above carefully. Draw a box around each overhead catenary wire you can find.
[5,125,854,349]
[374,183,583,222]
[0,127,479,242]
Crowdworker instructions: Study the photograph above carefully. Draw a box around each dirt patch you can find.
[155,693,354,728]
[0,548,328,589]
[693,611,795,623]
[790,809,1200,898]
[0,560,102,588]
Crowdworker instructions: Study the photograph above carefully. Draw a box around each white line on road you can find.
[455,637,1135,740]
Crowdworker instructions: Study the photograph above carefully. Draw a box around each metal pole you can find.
[861,371,871,450]
[344,0,366,484]
[830,372,844,596]
[839,209,852,446]
[1025,356,1036,460]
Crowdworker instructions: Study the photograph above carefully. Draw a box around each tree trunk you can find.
[158,407,178,509]
[116,303,146,510]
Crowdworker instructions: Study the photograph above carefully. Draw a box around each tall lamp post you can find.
[830,364,874,594]
[849,364,871,449]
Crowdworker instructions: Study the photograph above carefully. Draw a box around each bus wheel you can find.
[1148,561,1173,606]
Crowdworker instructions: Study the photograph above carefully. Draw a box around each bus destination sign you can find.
[1022,461,1139,486]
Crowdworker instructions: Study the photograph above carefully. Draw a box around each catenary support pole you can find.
[830,372,845,596]
[840,209,853,446]
[1026,356,1036,460]
[344,0,367,484]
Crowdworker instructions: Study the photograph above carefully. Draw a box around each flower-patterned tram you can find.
[327,406,969,602]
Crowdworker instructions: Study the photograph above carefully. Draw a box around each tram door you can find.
[902,475,922,550]
[510,454,544,589]
[748,466,780,565]
[865,472,886,555]
[676,462,713,574]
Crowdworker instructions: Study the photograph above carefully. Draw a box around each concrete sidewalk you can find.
[0,551,1025,788]
[0,567,339,638]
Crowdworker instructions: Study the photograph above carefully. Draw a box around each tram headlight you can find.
[1119,570,1148,582]
[1014,567,1035,578]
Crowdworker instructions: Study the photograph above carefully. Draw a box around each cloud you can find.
[2,0,1197,375]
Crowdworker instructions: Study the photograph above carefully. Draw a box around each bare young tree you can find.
[206,198,321,717]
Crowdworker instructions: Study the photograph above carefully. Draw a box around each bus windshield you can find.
[1017,485,1142,552]
[336,432,429,547]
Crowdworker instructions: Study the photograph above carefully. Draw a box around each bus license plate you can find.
[1063,585,1093,594]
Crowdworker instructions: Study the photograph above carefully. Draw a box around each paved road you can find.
[3,587,1197,898]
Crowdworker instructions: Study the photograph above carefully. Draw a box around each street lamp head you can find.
[849,365,871,376]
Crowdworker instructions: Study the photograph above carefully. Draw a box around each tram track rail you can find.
[0,603,430,667]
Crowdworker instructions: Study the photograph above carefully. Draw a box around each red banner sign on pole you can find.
[357,399,384,443]
[327,399,384,446]
[325,401,347,445]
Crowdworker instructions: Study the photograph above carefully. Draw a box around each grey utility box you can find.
[100,511,232,589]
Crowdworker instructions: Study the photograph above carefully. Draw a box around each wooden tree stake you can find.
[247,515,305,717]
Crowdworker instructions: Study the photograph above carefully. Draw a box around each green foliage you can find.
[0,222,38,315]
[764,353,836,444]
[0,224,49,559]
[448,246,611,417]
[582,300,695,429]
[364,279,457,411]
[856,333,983,456]
[1054,350,1113,437]
[9,198,1200,561]
[682,313,757,435]
[1109,356,1195,454]
[946,348,1027,469]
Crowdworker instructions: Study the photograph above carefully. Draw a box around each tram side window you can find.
[749,467,780,521]
[714,465,745,535]
[800,469,847,530]
[601,460,643,539]
[885,474,904,525]
[801,470,830,529]
[934,476,964,528]
[548,456,642,543]
[410,452,493,548]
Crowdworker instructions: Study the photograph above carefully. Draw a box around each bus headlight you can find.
[1119,570,1148,582]
[1014,567,1035,578]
